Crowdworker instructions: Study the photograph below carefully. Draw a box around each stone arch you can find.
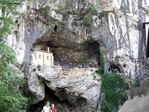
[108,63,123,73]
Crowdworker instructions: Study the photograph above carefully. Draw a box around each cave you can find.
[31,39,100,68]
[27,84,88,112]
[27,85,62,112]
[54,25,58,32]
[86,41,99,57]
[108,64,122,73]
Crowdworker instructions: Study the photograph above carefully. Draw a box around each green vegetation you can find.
[98,49,128,112]
[99,11,110,19]
[83,4,97,26]
[98,49,104,74]
[0,43,28,112]
[0,0,21,37]
[86,4,97,15]
[83,14,92,26]
[100,74,128,112]
[0,0,28,112]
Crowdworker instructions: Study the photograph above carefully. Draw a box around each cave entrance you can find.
[32,39,100,68]
[27,84,62,112]
[85,41,100,67]
[108,64,122,73]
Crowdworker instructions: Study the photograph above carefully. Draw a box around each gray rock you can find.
[28,65,101,111]
[6,0,149,78]
[28,69,45,104]
[119,95,149,112]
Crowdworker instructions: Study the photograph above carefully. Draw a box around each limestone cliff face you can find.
[6,0,149,77]
[4,0,149,112]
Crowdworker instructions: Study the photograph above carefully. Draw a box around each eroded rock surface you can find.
[5,0,149,77]
[28,65,101,111]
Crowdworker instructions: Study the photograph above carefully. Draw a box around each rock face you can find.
[28,65,101,111]
[4,0,149,112]
[118,95,149,112]
[5,0,149,77]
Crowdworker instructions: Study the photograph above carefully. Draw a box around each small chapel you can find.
[32,44,54,67]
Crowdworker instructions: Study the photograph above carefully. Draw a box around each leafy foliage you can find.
[100,74,128,112]
[0,43,28,112]
[0,81,27,112]
[0,43,15,74]
[0,1,28,112]
[0,0,21,37]
[86,4,97,15]
[83,4,97,26]
[83,14,92,26]
[97,49,128,112]
[98,48,104,74]
[99,11,110,19]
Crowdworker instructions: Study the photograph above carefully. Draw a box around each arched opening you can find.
[108,64,122,73]
[85,41,100,67]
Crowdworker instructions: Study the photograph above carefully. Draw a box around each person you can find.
[42,102,50,112]
[50,104,57,112]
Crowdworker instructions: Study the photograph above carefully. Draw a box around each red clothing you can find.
[50,107,57,112]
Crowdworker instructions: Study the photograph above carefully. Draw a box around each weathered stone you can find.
[28,65,101,111]
[28,67,45,103]
[119,95,149,112]
[6,0,149,77]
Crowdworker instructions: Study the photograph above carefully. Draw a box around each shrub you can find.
[0,1,28,111]
[86,4,97,15]
[99,11,109,19]
[0,43,28,112]
[100,74,128,112]
[83,4,97,26]
[83,14,92,26]
[98,49,104,74]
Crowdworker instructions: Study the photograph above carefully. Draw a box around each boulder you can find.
[28,65,101,111]
[119,95,149,112]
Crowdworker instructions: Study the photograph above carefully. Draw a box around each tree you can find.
[101,74,128,112]
[0,1,28,112]
[0,0,21,37]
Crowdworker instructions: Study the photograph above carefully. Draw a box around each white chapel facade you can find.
[32,44,54,67]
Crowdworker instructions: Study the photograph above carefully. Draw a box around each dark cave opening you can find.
[86,41,100,55]
[27,84,63,112]
[85,41,100,63]
[54,25,58,32]
[32,39,100,68]
[108,64,122,73]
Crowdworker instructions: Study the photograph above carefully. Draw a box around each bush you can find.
[98,49,104,74]
[83,14,92,26]
[0,1,28,111]
[99,11,109,19]
[86,4,97,15]
[0,43,28,112]
[100,74,128,112]
[83,4,97,26]
[0,81,27,112]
